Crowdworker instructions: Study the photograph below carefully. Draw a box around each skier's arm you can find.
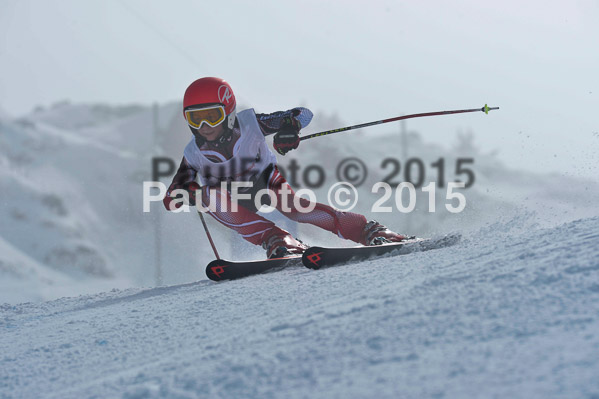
[163,157,201,211]
[255,107,313,137]
[256,107,313,155]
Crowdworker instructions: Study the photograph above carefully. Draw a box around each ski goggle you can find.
[185,105,226,129]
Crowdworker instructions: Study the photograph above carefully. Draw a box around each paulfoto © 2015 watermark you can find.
[150,156,476,190]
[143,180,468,214]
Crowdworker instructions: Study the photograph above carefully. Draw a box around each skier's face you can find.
[196,122,225,141]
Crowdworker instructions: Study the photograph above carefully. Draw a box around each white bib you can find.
[183,108,278,186]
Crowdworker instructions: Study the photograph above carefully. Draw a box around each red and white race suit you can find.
[164,107,369,246]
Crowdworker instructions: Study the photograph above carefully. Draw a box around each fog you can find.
[1,0,598,179]
[1,1,599,303]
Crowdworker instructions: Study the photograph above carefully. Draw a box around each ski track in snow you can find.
[1,217,599,399]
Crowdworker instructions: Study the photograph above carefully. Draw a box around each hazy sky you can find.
[1,0,598,178]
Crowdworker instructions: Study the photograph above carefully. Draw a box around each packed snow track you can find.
[1,217,599,398]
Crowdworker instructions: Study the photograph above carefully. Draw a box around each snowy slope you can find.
[273,115,599,254]
[0,236,128,304]
[1,101,254,299]
[1,216,598,398]
[0,102,208,302]
[0,236,74,303]
[2,101,598,305]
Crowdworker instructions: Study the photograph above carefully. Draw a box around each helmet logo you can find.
[218,85,233,105]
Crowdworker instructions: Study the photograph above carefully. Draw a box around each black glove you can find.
[273,117,300,155]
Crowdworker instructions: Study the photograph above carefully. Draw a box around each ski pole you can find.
[196,187,220,260]
[299,104,499,142]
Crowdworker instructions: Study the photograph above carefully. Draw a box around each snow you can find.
[0,101,238,301]
[0,235,129,305]
[2,102,598,304]
[2,216,598,398]
[0,235,74,303]
[1,100,599,397]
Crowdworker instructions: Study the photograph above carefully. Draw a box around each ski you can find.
[206,255,303,281]
[206,233,461,280]
[302,233,461,270]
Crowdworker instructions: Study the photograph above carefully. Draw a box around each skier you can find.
[163,77,407,258]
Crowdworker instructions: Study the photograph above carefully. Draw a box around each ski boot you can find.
[361,220,411,246]
[262,233,309,259]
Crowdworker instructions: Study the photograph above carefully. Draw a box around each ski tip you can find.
[206,260,228,281]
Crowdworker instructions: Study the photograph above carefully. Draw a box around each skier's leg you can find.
[267,167,366,242]
[268,167,406,245]
[201,185,281,245]
[201,185,306,256]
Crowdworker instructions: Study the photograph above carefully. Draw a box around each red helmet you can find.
[183,77,237,129]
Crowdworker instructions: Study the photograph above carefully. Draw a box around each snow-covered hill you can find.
[0,102,196,303]
[1,216,598,398]
[1,101,598,305]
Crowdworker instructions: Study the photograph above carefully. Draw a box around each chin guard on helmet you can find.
[225,108,236,129]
